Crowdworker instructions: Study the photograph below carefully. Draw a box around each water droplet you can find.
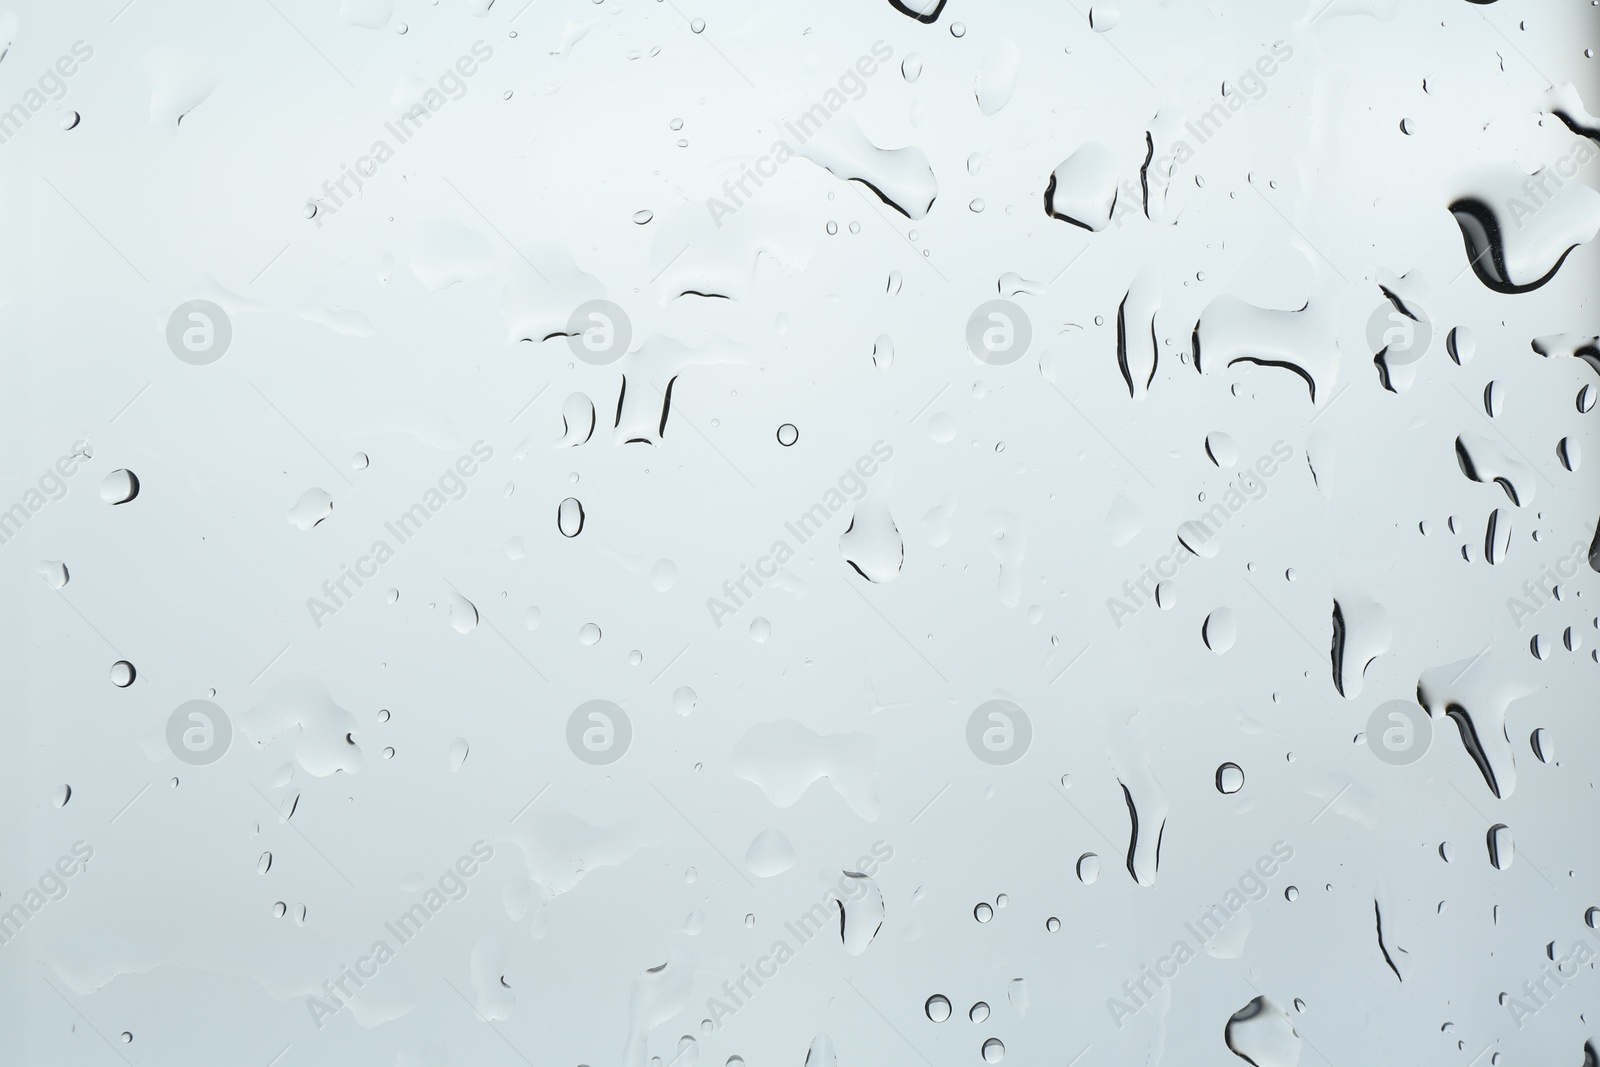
[1045,916,1060,932]
[1203,608,1238,653]
[34,560,69,588]
[1076,852,1100,884]
[1216,762,1245,794]
[448,592,479,634]
[926,994,952,1022]
[974,902,993,922]
[633,209,654,224]
[777,423,799,446]
[749,617,772,643]
[981,1038,1005,1063]
[690,17,705,33]
[110,660,136,687]
[558,497,585,537]
[579,622,602,646]
[1487,823,1513,869]
[969,1002,990,1023]
[100,469,139,505]
[53,784,71,807]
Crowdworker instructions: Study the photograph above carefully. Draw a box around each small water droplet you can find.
[1216,762,1245,794]
[558,497,585,537]
[100,469,139,505]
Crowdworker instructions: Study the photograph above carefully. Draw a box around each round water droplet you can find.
[973,902,993,923]
[1045,916,1060,932]
[100,469,140,505]
[1203,608,1237,653]
[673,686,697,716]
[54,784,71,807]
[1089,3,1120,30]
[579,623,602,646]
[969,1002,990,1023]
[776,423,799,446]
[1076,852,1100,884]
[749,617,771,643]
[950,22,966,37]
[110,660,136,687]
[61,111,80,130]
[1215,762,1245,794]
[982,1038,1004,1063]
[926,994,952,1022]
[351,452,369,470]
[1285,885,1299,901]
[902,54,923,82]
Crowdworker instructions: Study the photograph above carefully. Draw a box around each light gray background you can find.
[2,0,1597,1065]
